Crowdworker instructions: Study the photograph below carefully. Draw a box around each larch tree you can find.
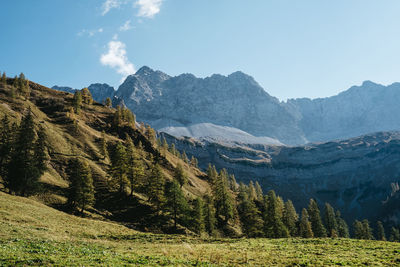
[203,194,217,236]
[283,200,299,237]
[192,197,205,234]
[73,91,82,114]
[299,208,314,238]
[147,164,166,209]
[307,199,327,237]
[335,210,349,238]
[214,169,235,226]
[263,190,289,238]
[126,135,145,196]
[174,163,188,188]
[165,180,189,230]
[109,142,128,193]
[255,181,263,201]
[376,221,386,241]
[105,97,112,108]
[324,203,338,237]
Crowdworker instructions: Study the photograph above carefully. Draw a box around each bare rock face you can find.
[87,83,115,103]
[162,131,400,223]
[116,66,305,145]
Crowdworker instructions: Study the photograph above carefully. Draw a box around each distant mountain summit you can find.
[54,67,400,145]
[52,83,115,104]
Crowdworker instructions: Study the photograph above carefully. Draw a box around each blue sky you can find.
[1,0,400,100]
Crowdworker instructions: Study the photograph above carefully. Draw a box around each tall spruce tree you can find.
[353,220,364,239]
[165,180,189,230]
[228,174,237,192]
[255,181,263,201]
[0,115,13,180]
[207,164,218,186]
[203,194,217,236]
[214,169,235,225]
[192,197,205,234]
[361,219,374,240]
[307,199,327,237]
[324,203,338,237]
[263,190,289,238]
[248,181,258,201]
[240,196,264,237]
[147,164,166,209]
[108,142,128,193]
[6,108,47,196]
[73,91,82,114]
[299,208,314,238]
[283,200,299,237]
[125,136,145,195]
[376,221,386,241]
[67,158,95,213]
[389,227,400,242]
[174,163,188,188]
[335,210,349,238]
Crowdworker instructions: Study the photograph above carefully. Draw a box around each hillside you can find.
[1,192,399,266]
[0,77,212,234]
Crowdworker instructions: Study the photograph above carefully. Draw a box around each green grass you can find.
[1,192,400,266]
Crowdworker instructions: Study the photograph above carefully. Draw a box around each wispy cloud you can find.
[77,28,104,37]
[135,0,163,18]
[119,20,132,31]
[102,0,122,15]
[100,39,135,79]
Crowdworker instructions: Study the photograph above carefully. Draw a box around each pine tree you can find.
[361,219,374,240]
[353,220,364,239]
[192,197,205,234]
[33,126,48,175]
[240,196,264,237]
[67,158,95,213]
[255,181,263,201]
[335,210,349,238]
[263,190,289,238]
[376,221,386,241]
[283,200,299,237]
[81,88,93,105]
[389,227,400,242]
[12,76,19,89]
[182,151,189,164]
[147,164,165,209]
[0,115,13,180]
[6,108,46,196]
[203,195,217,236]
[248,181,258,201]
[144,124,155,143]
[299,208,314,238]
[324,203,338,237]
[214,169,235,225]
[100,131,108,160]
[1,72,6,86]
[174,163,188,188]
[207,164,218,186]
[190,156,198,168]
[108,142,128,193]
[125,136,145,195]
[73,91,82,114]
[307,199,327,237]
[161,137,169,153]
[169,143,177,156]
[165,180,189,230]
[105,97,112,108]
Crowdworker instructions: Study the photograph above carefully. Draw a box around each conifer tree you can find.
[299,208,314,238]
[6,108,47,196]
[192,197,205,234]
[12,76,19,89]
[255,181,263,201]
[248,181,258,201]
[125,136,145,195]
[190,156,198,168]
[100,131,108,160]
[73,91,82,114]
[307,199,327,237]
[214,169,235,225]
[81,88,93,105]
[228,174,237,192]
[161,137,169,153]
[283,200,299,237]
[335,210,349,238]
[324,203,338,237]
[263,190,289,238]
[353,220,364,239]
[0,115,13,179]
[206,164,218,187]
[174,163,188,188]
[240,195,264,237]
[376,221,386,241]
[33,126,48,174]
[67,158,95,213]
[182,151,189,164]
[203,194,217,236]
[169,143,177,156]
[165,180,189,230]
[109,142,128,193]
[147,164,166,209]
[144,124,155,143]
[105,97,112,108]
[389,227,400,242]
[1,72,6,86]
[361,219,374,240]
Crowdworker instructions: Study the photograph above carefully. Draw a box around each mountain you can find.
[52,83,115,104]
[162,131,400,224]
[114,67,400,145]
[116,67,305,145]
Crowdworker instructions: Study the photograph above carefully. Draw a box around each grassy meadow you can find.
[1,192,399,266]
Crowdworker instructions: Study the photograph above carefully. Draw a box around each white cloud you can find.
[119,20,132,31]
[100,39,135,79]
[135,0,163,18]
[102,0,122,15]
[77,28,104,37]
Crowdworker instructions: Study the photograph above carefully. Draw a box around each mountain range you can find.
[54,66,400,146]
